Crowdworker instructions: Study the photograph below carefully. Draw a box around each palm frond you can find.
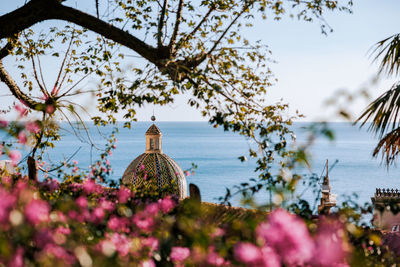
[357,83,400,137]
[373,127,400,166]
[371,33,400,76]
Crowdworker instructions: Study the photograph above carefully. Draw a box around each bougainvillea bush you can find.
[0,163,396,266]
[0,174,353,267]
[0,117,399,266]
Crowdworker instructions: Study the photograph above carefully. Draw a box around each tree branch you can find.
[0,35,19,60]
[157,0,168,48]
[0,36,43,109]
[169,0,184,51]
[183,4,250,69]
[95,0,100,19]
[0,41,15,60]
[0,60,41,110]
[206,5,249,58]
[54,31,75,91]
[175,5,215,50]
[0,0,162,63]
[0,0,52,39]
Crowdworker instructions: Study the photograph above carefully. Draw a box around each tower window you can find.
[150,139,154,149]
[156,139,159,149]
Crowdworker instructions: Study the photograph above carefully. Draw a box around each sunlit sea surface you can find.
[4,122,400,208]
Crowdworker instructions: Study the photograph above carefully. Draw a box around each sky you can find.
[1,0,399,122]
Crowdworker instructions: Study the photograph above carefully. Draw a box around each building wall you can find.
[373,208,400,230]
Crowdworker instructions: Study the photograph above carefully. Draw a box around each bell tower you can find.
[318,160,337,215]
[145,116,162,153]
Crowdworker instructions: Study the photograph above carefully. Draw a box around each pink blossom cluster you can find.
[234,209,348,267]
[0,116,40,167]
[0,171,353,267]
[0,175,183,266]
[168,244,230,266]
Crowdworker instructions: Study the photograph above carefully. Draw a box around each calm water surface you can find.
[4,122,400,207]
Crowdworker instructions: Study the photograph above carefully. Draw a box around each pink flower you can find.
[94,183,104,194]
[108,216,129,232]
[8,150,21,166]
[107,216,121,231]
[26,122,41,134]
[139,164,145,171]
[109,233,131,256]
[184,170,190,177]
[56,226,71,235]
[0,119,8,128]
[170,247,190,262]
[311,219,348,266]
[82,210,91,222]
[100,199,115,212]
[44,244,76,264]
[2,175,11,185]
[0,189,16,224]
[68,210,78,220]
[158,197,176,213]
[256,209,314,265]
[234,242,262,264]
[260,245,280,267]
[69,182,82,192]
[211,228,225,238]
[76,196,88,209]
[141,237,159,252]
[15,104,27,117]
[83,179,96,194]
[145,203,159,216]
[9,247,24,267]
[73,160,78,165]
[207,252,225,266]
[132,212,155,232]
[17,131,27,144]
[55,211,67,223]
[92,207,105,221]
[25,199,50,225]
[117,188,131,204]
[45,104,55,114]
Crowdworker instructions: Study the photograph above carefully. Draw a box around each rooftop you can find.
[145,124,161,135]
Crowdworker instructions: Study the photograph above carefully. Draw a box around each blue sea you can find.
[3,122,400,208]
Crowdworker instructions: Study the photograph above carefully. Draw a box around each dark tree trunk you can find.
[27,156,38,181]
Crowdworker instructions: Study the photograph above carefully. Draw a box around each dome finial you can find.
[151,108,156,121]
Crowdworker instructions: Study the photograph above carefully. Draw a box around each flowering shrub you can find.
[0,167,358,267]
[0,175,175,266]
[0,114,398,266]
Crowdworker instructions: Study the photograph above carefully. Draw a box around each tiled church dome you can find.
[121,122,188,199]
